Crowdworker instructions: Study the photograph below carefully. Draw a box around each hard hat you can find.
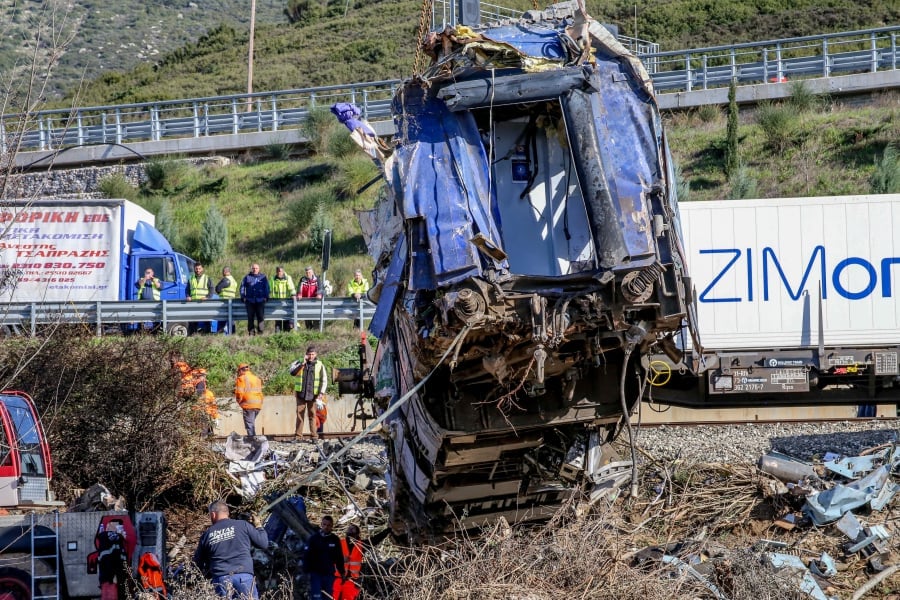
[238,363,250,371]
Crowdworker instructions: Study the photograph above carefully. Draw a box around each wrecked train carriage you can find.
[354,9,697,539]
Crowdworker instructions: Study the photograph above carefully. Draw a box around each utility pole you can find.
[247,0,257,112]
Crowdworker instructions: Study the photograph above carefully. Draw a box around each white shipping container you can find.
[678,195,900,350]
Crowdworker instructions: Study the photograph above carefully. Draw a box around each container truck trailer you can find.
[652,194,900,406]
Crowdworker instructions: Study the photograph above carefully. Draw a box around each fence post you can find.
[151,106,161,141]
[193,101,200,137]
[203,103,210,136]
[232,98,239,135]
[96,301,102,337]
[38,119,46,151]
[701,55,708,90]
[30,303,36,337]
[77,111,84,146]
[257,97,263,132]
[162,300,169,333]
[762,47,769,83]
[892,33,897,70]
[870,32,878,73]
[822,38,830,77]
[0,119,6,154]
[684,53,692,92]
[729,47,736,81]
[362,89,369,118]
[271,94,279,132]
[115,108,123,144]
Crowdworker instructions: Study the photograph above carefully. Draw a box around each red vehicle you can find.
[0,391,53,507]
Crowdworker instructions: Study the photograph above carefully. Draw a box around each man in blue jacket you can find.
[240,263,270,335]
[304,515,345,600]
[193,501,268,599]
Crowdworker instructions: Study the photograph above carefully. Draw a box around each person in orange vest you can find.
[137,552,167,599]
[193,368,219,436]
[332,524,364,600]
[314,395,328,436]
[234,363,264,436]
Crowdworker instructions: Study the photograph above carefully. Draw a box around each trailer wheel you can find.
[0,567,33,600]
[166,322,189,337]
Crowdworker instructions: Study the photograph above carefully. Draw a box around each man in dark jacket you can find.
[305,515,344,600]
[193,501,268,599]
[240,264,270,335]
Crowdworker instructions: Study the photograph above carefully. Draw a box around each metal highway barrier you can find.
[0,297,376,336]
[1,27,897,155]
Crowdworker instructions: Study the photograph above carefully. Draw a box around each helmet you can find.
[238,363,250,371]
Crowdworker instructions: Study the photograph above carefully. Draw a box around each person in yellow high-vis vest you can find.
[187,263,215,335]
[293,346,327,441]
[271,266,297,332]
[215,266,239,334]
[234,363,264,436]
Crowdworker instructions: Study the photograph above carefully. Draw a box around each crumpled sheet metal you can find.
[803,465,891,525]
[768,553,835,600]
[659,554,728,600]
[822,445,900,479]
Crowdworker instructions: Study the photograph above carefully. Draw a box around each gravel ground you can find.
[625,419,900,464]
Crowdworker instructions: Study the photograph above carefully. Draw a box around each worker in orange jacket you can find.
[193,368,219,436]
[332,525,364,600]
[234,363,264,436]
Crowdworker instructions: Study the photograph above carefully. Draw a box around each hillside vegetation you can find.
[54,0,900,106]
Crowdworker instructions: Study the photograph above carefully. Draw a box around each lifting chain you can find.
[413,0,434,75]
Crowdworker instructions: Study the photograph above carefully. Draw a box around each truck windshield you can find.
[179,256,194,285]
[0,395,46,476]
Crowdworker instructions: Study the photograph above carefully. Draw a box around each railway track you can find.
[257,415,900,442]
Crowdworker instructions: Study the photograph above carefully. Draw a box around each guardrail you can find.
[2,27,897,155]
[647,26,899,92]
[0,297,376,337]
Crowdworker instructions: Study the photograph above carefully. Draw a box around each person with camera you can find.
[193,501,268,600]
[136,268,162,300]
[135,268,162,331]
[292,346,327,441]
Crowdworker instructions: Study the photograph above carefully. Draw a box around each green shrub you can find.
[301,107,335,155]
[308,206,334,252]
[870,145,900,193]
[144,157,190,191]
[325,123,358,158]
[199,204,228,265]
[156,199,180,246]
[728,163,758,199]
[289,183,337,231]
[264,140,294,160]
[674,163,692,203]
[787,80,824,113]
[696,104,721,124]
[334,154,379,198]
[756,102,798,154]
[97,173,138,201]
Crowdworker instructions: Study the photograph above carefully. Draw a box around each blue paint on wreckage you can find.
[385,23,669,292]
[341,9,697,539]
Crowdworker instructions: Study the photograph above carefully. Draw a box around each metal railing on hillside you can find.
[647,26,899,92]
[0,297,376,337]
[2,26,897,155]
